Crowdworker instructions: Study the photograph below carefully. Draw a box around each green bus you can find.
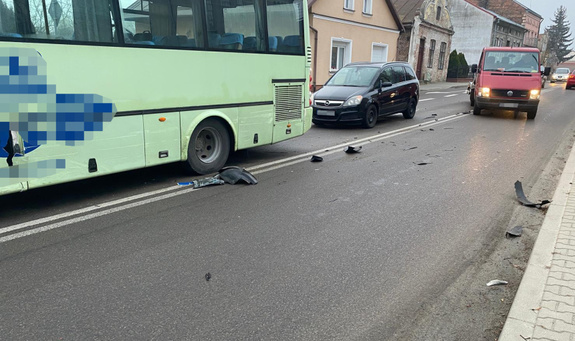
[0,0,311,195]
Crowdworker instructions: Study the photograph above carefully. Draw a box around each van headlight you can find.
[343,95,363,107]
[477,88,490,98]
[530,89,540,100]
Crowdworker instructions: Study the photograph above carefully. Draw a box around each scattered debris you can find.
[429,128,434,131]
[487,280,508,286]
[178,166,258,188]
[415,162,431,166]
[205,273,211,281]
[311,155,323,162]
[403,147,418,151]
[344,145,362,154]
[514,181,551,208]
[217,166,258,185]
[506,225,523,238]
[178,177,224,188]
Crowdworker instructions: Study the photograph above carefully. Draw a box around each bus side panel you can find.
[237,105,274,150]
[26,116,146,190]
[143,112,181,166]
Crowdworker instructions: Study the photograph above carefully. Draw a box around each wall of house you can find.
[409,17,453,82]
[402,0,453,83]
[450,0,492,66]
[311,0,398,29]
[466,0,541,47]
[308,1,400,88]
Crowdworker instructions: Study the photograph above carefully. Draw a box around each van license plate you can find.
[500,103,518,108]
[317,110,335,116]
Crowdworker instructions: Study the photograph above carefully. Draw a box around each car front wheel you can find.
[362,104,378,128]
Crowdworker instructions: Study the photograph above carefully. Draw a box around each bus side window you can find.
[267,0,304,54]
[1,0,117,42]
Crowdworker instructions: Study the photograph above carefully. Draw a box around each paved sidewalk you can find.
[499,140,575,340]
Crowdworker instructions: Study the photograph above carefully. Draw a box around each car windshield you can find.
[326,66,380,87]
[556,68,570,74]
[483,51,539,73]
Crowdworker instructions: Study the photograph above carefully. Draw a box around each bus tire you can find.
[186,118,231,175]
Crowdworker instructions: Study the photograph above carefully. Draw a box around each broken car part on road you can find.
[178,166,258,188]
[514,180,551,209]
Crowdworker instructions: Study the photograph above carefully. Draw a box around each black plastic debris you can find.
[311,155,323,162]
[404,147,418,151]
[506,225,523,238]
[205,273,211,281]
[344,145,362,154]
[415,162,431,166]
[217,166,258,185]
[514,181,551,209]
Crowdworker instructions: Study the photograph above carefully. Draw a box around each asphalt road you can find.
[2,83,575,340]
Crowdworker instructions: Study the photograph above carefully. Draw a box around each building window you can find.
[344,0,354,10]
[436,6,442,21]
[371,43,388,62]
[428,39,436,68]
[331,39,352,71]
[363,0,372,14]
[438,42,447,70]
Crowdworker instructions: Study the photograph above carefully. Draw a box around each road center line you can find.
[1,113,468,242]
[445,94,458,98]
[419,98,434,102]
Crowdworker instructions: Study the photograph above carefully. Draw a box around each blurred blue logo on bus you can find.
[0,48,116,178]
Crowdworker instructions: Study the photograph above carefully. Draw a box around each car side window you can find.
[392,66,406,83]
[404,66,416,80]
[380,68,393,83]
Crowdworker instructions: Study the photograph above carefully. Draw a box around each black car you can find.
[312,61,419,128]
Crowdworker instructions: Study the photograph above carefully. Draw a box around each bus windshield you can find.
[483,51,539,73]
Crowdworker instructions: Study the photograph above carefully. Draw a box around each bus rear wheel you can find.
[186,118,231,174]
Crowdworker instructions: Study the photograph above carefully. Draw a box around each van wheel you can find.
[186,118,231,174]
[473,105,481,115]
[527,110,537,119]
[402,98,417,119]
[470,93,475,106]
[362,105,378,128]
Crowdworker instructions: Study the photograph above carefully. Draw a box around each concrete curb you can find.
[498,140,575,340]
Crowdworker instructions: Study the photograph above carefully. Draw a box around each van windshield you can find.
[326,66,380,87]
[483,51,539,73]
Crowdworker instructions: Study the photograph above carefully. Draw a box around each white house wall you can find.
[450,0,492,65]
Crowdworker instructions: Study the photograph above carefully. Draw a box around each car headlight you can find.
[477,88,490,98]
[530,89,540,100]
[343,95,363,107]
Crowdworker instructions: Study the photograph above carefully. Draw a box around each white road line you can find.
[1,113,469,242]
[419,98,434,102]
[444,94,458,98]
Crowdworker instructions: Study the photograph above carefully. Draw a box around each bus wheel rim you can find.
[195,127,222,164]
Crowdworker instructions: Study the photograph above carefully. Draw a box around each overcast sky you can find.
[516,0,574,34]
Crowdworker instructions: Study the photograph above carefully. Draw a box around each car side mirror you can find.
[471,64,478,73]
[381,81,393,88]
[544,67,551,76]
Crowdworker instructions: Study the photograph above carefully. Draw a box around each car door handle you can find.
[390,92,399,98]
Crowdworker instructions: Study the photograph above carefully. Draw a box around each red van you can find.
[470,47,548,119]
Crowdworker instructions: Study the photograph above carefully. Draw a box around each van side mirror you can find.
[471,64,478,73]
[544,67,551,76]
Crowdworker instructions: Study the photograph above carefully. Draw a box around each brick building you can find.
[391,0,454,83]
[465,0,542,47]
